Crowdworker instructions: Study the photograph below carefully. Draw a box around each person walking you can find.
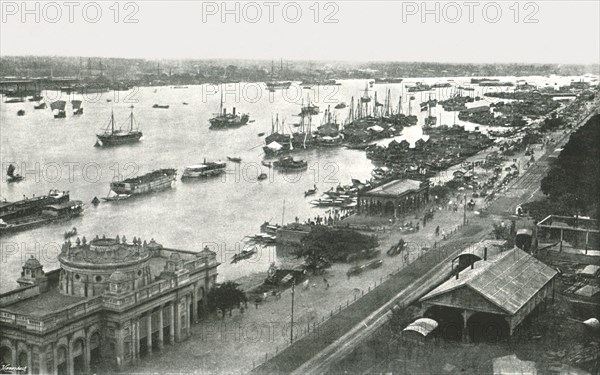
[435,225,440,236]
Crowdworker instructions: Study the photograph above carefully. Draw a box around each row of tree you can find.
[524,114,600,221]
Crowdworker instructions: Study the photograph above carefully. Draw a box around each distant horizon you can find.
[1,54,599,68]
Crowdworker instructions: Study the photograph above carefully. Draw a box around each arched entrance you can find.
[0,346,12,368]
[17,352,28,369]
[467,312,509,343]
[89,332,101,372]
[56,346,67,375]
[424,306,463,341]
[72,338,86,374]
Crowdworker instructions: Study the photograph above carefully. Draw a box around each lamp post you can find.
[290,278,295,344]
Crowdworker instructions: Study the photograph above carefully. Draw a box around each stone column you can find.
[146,313,153,353]
[27,345,33,375]
[38,345,47,375]
[169,303,175,344]
[67,336,74,375]
[84,335,91,374]
[134,318,140,362]
[115,326,124,370]
[157,307,164,349]
[10,340,17,371]
[52,343,58,375]
[174,299,181,342]
[191,288,197,323]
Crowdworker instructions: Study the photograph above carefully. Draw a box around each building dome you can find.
[109,270,128,283]
[24,255,42,269]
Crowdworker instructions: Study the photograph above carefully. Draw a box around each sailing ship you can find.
[263,115,293,156]
[299,95,319,116]
[96,107,143,147]
[50,100,66,118]
[72,100,83,115]
[209,90,250,129]
[182,160,227,179]
[316,107,344,146]
[105,169,177,200]
[265,59,292,92]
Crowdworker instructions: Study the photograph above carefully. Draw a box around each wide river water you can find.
[0,75,587,291]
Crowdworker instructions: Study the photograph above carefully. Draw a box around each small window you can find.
[137,270,142,276]
[74,274,80,280]
[95,275,102,282]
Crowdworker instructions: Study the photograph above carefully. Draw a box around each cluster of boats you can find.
[308,184,359,209]
[0,190,83,235]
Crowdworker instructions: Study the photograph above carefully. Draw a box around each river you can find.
[0,75,588,292]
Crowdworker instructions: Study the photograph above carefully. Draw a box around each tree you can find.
[294,226,379,266]
[207,281,247,318]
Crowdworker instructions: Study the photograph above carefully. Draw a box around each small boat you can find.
[257,173,268,181]
[249,120,256,123]
[247,233,276,244]
[91,197,101,205]
[106,99,112,102]
[17,109,25,116]
[261,161,272,168]
[273,156,308,171]
[347,265,363,277]
[50,101,66,118]
[33,102,46,109]
[258,132,265,137]
[6,164,23,183]
[72,100,83,115]
[152,104,170,109]
[28,95,43,102]
[102,194,132,202]
[227,156,242,163]
[231,247,258,263]
[334,102,347,109]
[182,102,189,105]
[303,86,312,89]
[304,186,318,197]
[64,227,77,239]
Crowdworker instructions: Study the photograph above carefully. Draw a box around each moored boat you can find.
[50,100,66,118]
[273,156,308,171]
[182,160,226,179]
[72,100,83,115]
[107,168,177,199]
[96,107,143,147]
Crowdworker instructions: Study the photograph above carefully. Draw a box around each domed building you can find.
[0,235,219,375]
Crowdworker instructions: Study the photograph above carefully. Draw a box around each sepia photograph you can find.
[0,1,599,374]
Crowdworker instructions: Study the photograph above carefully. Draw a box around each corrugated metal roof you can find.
[422,248,557,315]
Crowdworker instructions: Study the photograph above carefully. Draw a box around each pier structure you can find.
[0,236,219,375]
[357,179,430,217]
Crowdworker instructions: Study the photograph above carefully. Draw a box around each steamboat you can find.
[105,169,177,200]
[182,160,226,179]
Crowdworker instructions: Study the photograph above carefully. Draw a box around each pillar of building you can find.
[461,310,474,343]
[115,327,124,370]
[52,342,58,375]
[146,313,152,352]
[173,300,180,343]
[38,345,47,375]
[187,294,192,337]
[67,336,74,375]
[157,307,164,349]
[84,335,91,374]
[27,344,33,375]
[191,288,198,323]
[133,318,139,362]
[10,340,17,372]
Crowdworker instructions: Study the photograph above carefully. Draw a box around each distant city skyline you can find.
[1,1,599,65]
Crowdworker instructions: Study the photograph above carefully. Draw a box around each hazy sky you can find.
[1,0,599,64]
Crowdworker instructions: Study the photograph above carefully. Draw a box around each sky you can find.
[1,0,599,64]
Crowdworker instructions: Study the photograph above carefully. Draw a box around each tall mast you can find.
[219,86,224,115]
[111,110,115,134]
[130,105,134,131]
